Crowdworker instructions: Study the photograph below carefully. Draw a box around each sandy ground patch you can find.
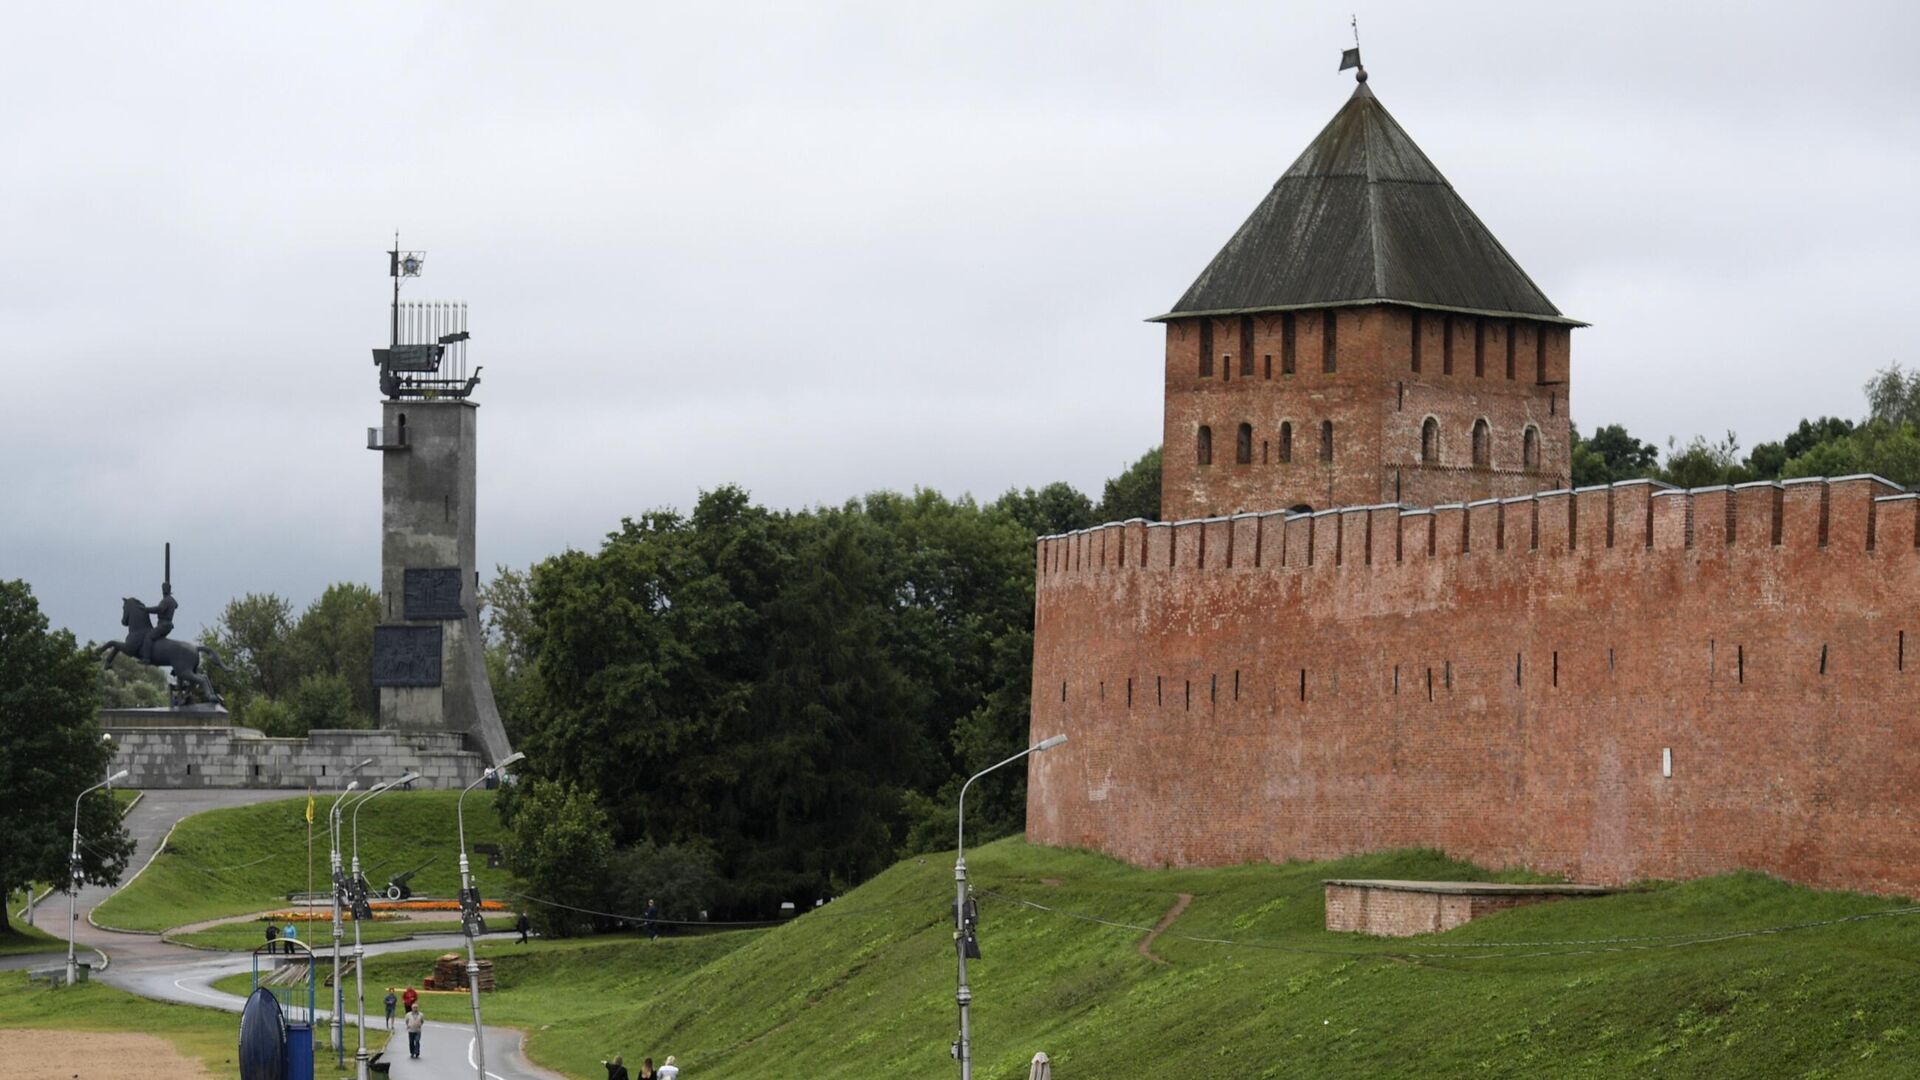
[0,1029,212,1080]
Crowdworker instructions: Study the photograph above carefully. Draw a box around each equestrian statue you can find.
[95,544,227,707]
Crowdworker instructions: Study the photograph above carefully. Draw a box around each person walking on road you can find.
[657,1055,680,1079]
[515,912,531,944]
[383,989,397,1031]
[404,1003,425,1059]
[402,985,419,1013]
[602,1053,630,1080]
[265,923,279,955]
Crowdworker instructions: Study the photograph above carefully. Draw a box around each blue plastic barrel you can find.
[284,1023,314,1080]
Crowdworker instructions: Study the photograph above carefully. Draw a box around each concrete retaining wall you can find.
[103,726,485,789]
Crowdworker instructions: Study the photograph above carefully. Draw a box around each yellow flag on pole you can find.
[305,794,315,824]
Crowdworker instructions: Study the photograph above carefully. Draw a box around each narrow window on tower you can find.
[1322,310,1338,372]
[1506,321,1517,380]
[1198,320,1214,378]
[1536,327,1549,384]
[1197,425,1213,466]
[1473,419,1491,467]
[1421,417,1439,465]
[1474,319,1485,377]
[1281,313,1296,375]
[1410,311,1422,373]
[1264,354,1272,379]
[1240,316,1255,377]
[1279,422,1293,463]
[1236,423,1253,465]
[1523,426,1541,471]
[1320,421,1334,462]
[1442,315,1454,374]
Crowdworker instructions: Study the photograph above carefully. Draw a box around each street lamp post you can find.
[349,772,419,1080]
[66,768,129,986]
[327,758,373,1059]
[951,734,1066,1080]
[457,751,524,1080]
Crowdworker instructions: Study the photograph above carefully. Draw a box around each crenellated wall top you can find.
[1035,475,1910,580]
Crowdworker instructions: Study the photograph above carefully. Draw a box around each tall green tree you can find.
[288,583,379,721]
[1096,446,1161,521]
[1570,424,1659,486]
[201,592,296,721]
[994,481,1096,535]
[0,581,134,933]
[503,779,614,938]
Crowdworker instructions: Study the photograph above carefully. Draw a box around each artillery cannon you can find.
[384,856,439,901]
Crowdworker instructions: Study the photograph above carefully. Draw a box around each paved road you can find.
[51,787,562,1080]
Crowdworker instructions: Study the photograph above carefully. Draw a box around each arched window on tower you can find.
[1523,425,1541,471]
[1471,418,1491,467]
[1319,420,1334,462]
[1197,425,1213,466]
[1236,422,1253,464]
[1421,417,1439,464]
[1278,421,1293,463]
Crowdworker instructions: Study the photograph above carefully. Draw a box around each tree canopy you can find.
[0,580,134,932]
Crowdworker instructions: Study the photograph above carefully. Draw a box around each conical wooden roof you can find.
[1154,81,1582,325]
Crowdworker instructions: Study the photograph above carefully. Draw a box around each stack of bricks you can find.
[426,952,494,992]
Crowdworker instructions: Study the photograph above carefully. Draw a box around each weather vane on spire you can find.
[1340,16,1367,83]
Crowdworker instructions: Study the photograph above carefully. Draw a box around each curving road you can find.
[26,788,563,1080]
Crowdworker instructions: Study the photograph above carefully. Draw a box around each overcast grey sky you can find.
[4,1,1917,638]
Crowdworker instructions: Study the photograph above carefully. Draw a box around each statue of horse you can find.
[96,597,227,706]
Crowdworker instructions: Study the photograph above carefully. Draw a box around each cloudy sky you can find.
[4,1,1916,639]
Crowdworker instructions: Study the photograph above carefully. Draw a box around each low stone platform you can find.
[102,725,485,789]
[1324,878,1621,937]
[99,704,231,728]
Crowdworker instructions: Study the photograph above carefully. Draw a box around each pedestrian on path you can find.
[265,923,279,955]
[402,985,419,1013]
[282,923,299,952]
[638,1059,656,1079]
[405,1003,425,1059]
[383,989,397,1031]
[644,899,659,941]
[657,1054,680,1079]
[602,1053,630,1080]
[516,912,531,944]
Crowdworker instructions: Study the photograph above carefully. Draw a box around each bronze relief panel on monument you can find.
[372,624,443,687]
[403,567,465,620]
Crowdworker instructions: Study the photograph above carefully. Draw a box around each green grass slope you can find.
[0,972,241,1075]
[325,841,1920,1080]
[94,791,515,933]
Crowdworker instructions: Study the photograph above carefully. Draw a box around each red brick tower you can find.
[1158,75,1584,520]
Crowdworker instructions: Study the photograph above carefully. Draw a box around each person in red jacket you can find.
[401,986,419,1013]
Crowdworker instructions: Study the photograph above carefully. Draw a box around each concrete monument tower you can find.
[366,242,512,764]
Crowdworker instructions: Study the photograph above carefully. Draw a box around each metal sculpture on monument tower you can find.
[367,238,515,767]
[95,542,228,708]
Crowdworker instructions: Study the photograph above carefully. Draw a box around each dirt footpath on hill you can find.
[0,1029,212,1079]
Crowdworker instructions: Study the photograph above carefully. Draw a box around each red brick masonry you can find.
[1323,879,1619,937]
[1026,476,1920,896]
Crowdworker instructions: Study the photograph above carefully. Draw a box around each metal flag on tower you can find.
[1340,16,1365,80]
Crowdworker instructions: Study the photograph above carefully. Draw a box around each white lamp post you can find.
[66,768,129,986]
[457,751,523,1080]
[326,758,372,1058]
[951,734,1065,1080]
[348,772,418,1080]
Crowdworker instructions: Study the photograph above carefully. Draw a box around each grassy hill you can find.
[94,791,516,933]
[277,840,1920,1079]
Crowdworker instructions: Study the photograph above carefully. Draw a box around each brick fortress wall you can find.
[1025,475,1920,895]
